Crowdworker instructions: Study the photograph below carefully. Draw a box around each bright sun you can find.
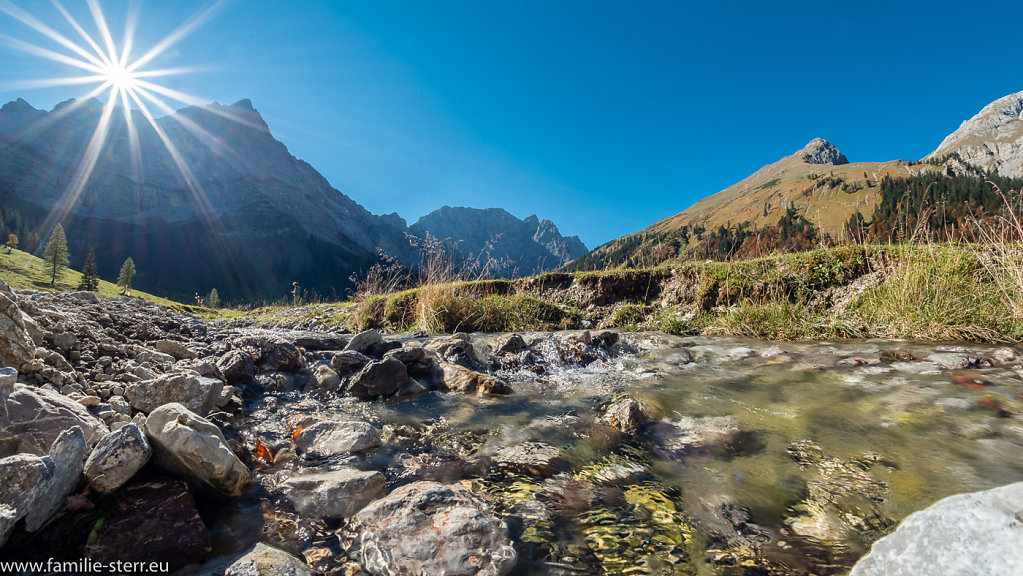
[102,62,138,91]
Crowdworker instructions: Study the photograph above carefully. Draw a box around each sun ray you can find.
[2,0,254,259]
[49,0,111,67]
[42,87,118,235]
[118,87,143,186]
[0,0,108,69]
[128,0,228,72]
[1,75,108,91]
[0,34,104,74]
[85,0,119,68]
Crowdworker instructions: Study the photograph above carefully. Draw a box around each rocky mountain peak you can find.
[925,90,1023,178]
[800,138,848,165]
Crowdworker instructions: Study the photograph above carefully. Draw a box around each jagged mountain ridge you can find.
[409,206,587,277]
[0,97,416,301]
[0,97,582,301]
[925,89,1023,178]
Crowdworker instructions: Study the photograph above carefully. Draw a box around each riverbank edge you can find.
[240,243,1023,344]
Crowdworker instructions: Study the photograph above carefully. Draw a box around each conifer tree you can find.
[77,250,100,291]
[207,288,220,308]
[42,224,70,286]
[117,257,136,294]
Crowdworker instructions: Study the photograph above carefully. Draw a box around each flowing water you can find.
[235,334,1023,576]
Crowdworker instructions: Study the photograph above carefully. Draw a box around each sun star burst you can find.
[0,0,234,230]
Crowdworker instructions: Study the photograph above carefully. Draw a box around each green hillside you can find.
[0,247,195,311]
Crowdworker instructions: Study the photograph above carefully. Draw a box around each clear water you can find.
[243,335,1023,575]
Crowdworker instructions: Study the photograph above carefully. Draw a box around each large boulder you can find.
[143,403,251,496]
[84,479,213,568]
[233,334,303,372]
[217,349,256,384]
[0,427,87,539]
[24,427,87,531]
[344,329,383,355]
[280,468,385,518]
[293,420,381,458]
[84,424,152,493]
[354,481,517,576]
[154,339,197,360]
[225,543,311,576]
[3,384,109,455]
[0,278,35,370]
[441,363,511,395]
[347,358,408,399]
[850,482,1023,576]
[125,373,223,415]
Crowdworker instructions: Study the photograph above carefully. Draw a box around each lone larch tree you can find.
[117,257,136,294]
[42,224,70,286]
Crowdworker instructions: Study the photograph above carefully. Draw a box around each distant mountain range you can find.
[574,90,1023,269]
[0,97,584,301]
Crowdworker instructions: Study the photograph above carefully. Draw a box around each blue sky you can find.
[1,0,1020,249]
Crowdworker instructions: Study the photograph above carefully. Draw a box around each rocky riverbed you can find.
[2,278,1023,575]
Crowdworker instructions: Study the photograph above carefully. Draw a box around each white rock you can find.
[850,482,1023,576]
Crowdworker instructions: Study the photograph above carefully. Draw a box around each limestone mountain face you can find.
[409,207,587,277]
[0,98,416,301]
[801,138,849,165]
[925,90,1023,178]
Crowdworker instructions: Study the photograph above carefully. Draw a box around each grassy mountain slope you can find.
[0,247,192,310]
[576,139,941,269]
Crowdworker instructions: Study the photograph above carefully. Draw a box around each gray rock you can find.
[68,291,100,304]
[441,363,511,395]
[216,349,256,384]
[602,398,653,433]
[280,468,385,518]
[495,334,526,354]
[0,453,50,538]
[0,281,36,370]
[355,481,516,576]
[4,384,109,455]
[652,416,741,460]
[925,90,1023,179]
[850,482,1023,576]
[51,331,76,351]
[307,364,340,392]
[136,350,176,365]
[84,424,152,493]
[125,373,223,415]
[801,137,848,165]
[493,442,564,477]
[0,367,15,395]
[143,403,251,496]
[25,427,86,531]
[348,357,408,399]
[155,339,197,360]
[0,503,16,547]
[225,543,311,576]
[926,353,974,370]
[330,350,370,375]
[293,420,381,458]
[345,329,383,355]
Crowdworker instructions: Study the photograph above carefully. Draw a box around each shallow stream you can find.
[234,334,1023,575]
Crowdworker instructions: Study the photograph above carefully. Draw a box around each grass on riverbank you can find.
[333,243,1023,343]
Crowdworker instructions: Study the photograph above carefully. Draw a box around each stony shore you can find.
[2,276,1021,576]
